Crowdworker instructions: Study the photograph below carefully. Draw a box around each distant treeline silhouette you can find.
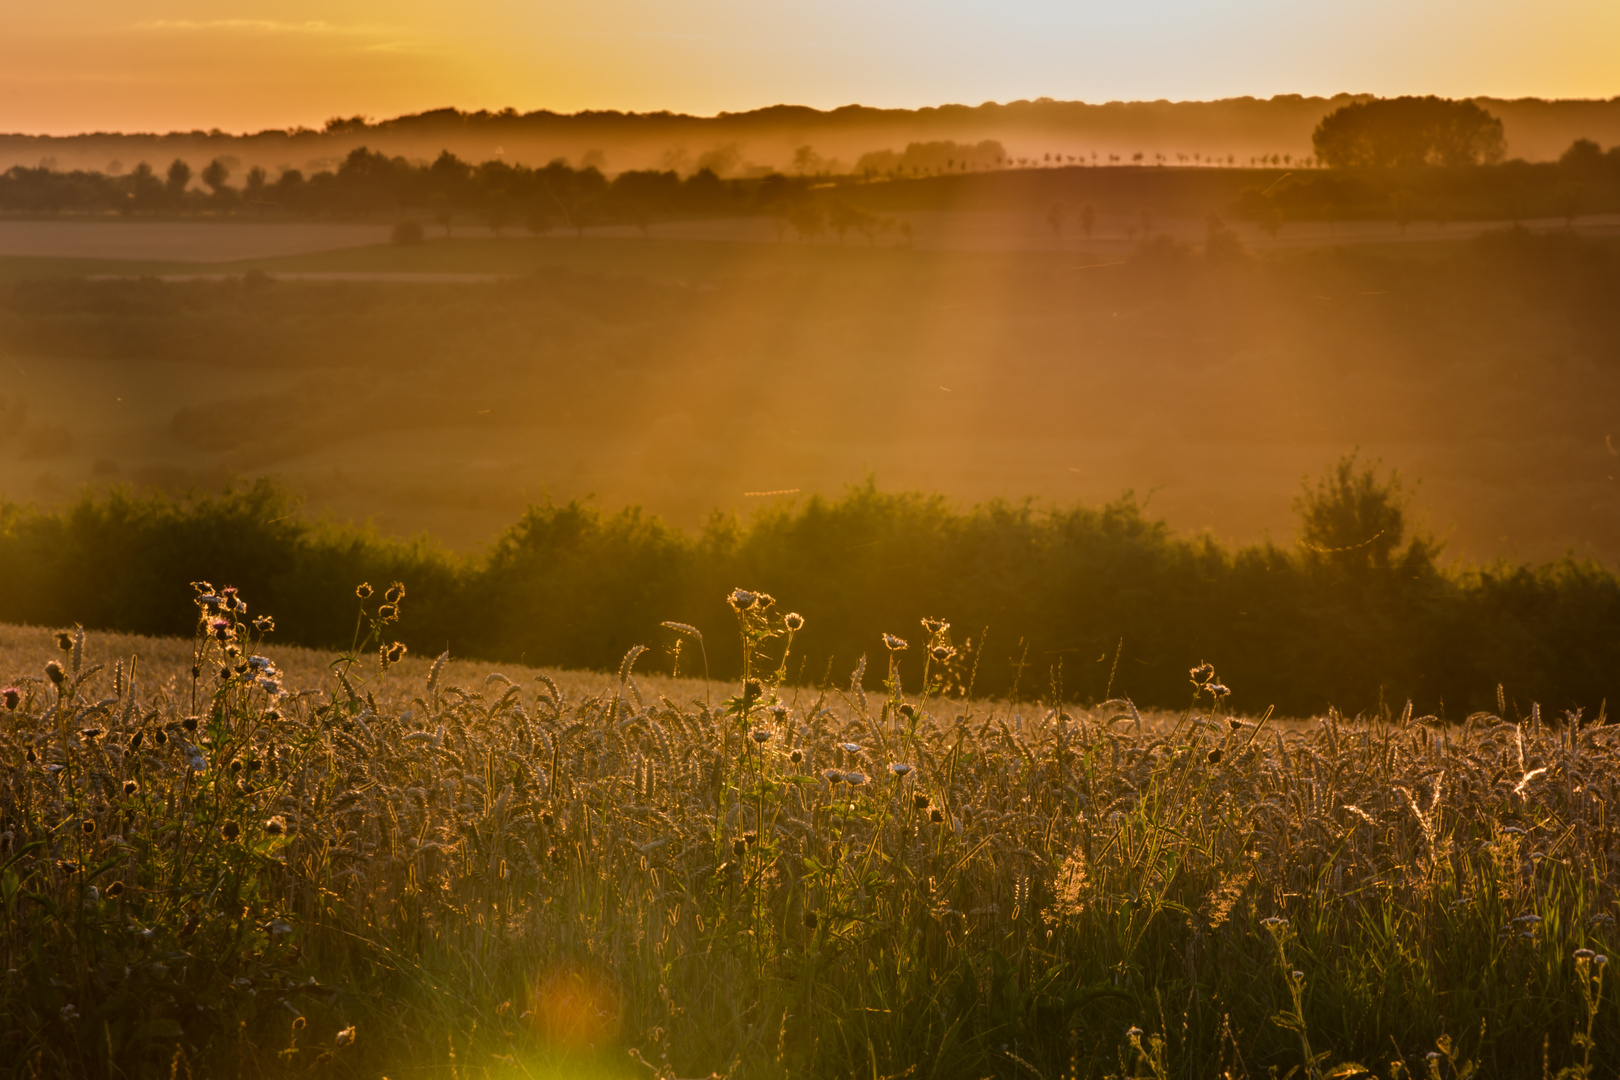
[3,133,1617,235]
[2,461,1615,719]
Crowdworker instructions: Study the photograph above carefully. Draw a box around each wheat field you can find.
[1,585,1617,1078]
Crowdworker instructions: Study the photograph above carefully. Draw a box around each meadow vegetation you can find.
[1,455,1616,721]
[3,575,1619,1078]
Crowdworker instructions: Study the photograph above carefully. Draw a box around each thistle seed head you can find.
[783,612,804,632]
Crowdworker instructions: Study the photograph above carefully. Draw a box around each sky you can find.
[2,0,1618,135]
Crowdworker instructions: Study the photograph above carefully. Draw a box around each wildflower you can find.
[742,678,764,702]
[60,1004,80,1024]
[1126,1026,1143,1038]
[105,880,125,898]
[220,821,241,841]
[1228,718,1243,730]
[889,762,913,777]
[822,769,844,785]
[1,686,17,710]
[264,816,286,836]
[743,831,757,846]
[185,746,207,772]
[783,612,804,632]
[1291,970,1305,983]
[80,728,102,742]
[789,749,803,764]
[25,748,36,763]
[385,583,404,604]
[914,793,930,810]
[82,818,97,835]
[1189,663,1214,684]
[182,716,199,732]
[1598,955,1609,967]
[192,580,213,594]
[727,588,757,612]
[253,615,275,632]
[751,729,772,744]
[1208,683,1231,699]
[929,645,956,662]
[930,808,945,823]
[921,618,949,636]
[897,703,916,720]
[336,1026,356,1048]
[123,780,139,796]
[840,742,863,755]
[45,661,64,686]
[733,838,747,858]
[386,642,407,664]
[882,633,908,651]
[844,771,867,786]
[768,704,788,721]
[154,729,167,746]
[128,731,143,751]
[55,631,73,652]
[755,593,776,611]
[377,604,398,621]
[356,583,373,599]
[1208,749,1223,764]
[246,655,271,670]
[1575,948,1597,960]
[210,618,232,642]
[803,910,818,929]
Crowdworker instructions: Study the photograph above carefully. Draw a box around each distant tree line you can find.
[0,148,818,234]
[1233,136,1620,230]
[1,460,1616,719]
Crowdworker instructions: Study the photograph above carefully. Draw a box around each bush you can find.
[390,219,425,245]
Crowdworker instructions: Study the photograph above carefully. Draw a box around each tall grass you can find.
[2,583,1618,1078]
[2,461,1617,717]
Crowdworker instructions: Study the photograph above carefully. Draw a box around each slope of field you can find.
[1,227,1616,568]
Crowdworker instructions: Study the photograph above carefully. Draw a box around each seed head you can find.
[385,642,407,664]
[154,729,168,745]
[220,821,241,842]
[45,661,64,686]
[751,729,772,744]
[1575,948,1597,960]
[897,703,916,720]
[882,633,908,651]
[82,818,97,835]
[1228,718,1243,731]
[25,747,37,763]
[1189,663,1214,684]
[754,593,776,611]
[768,704,788,721]
[840,742,863,755]
[1208,749,1223,764]
[743,831,757,846]
[783,612,804,632]
[192,580,214,594]
[914,793,930,810]
[844,771,867,786]
[727,588,758,612]
[123,780,139,796]
[263,815,286,836]
[921,618,949,636]
[789,749,803,764]
[128,731,143,751]
[929,645,956,662]
[732,838,747,858]
[252,616,275,632]
[889,762,913,777]
[377,604,398,621]
[822,769,843,785]
[1,686,18,710]
[105,880,125,898]
[80,728,102,743]
[930,808,945,823]
[182,716,199,732]
[802,910,818,929]
[356,583,373,599]
[55,631,74,652]
[385,584,404,604]
[742,678,764,702]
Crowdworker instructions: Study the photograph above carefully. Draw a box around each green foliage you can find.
[1,460,1618,718]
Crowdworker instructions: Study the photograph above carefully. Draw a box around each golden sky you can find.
[3,0,1618,134]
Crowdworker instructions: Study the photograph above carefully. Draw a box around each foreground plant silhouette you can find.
[1,582,1618,1078]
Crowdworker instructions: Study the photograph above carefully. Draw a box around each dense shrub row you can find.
[2,460,1616,717]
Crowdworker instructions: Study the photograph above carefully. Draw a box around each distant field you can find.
[1,227,1617,566]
